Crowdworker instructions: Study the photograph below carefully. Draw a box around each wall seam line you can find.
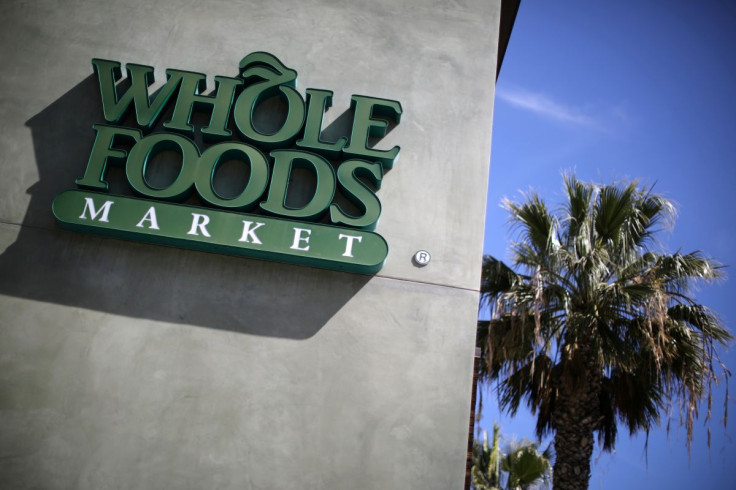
[0,220,482,294]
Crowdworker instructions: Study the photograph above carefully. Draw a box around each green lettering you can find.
[329,159,383,230]
[195,142,270,210]
[260,150,335,220]
[126,133,199,201]
[91,59,186,130]
[343,95,402,169]
[295,89,347,159]
[233,52,306,149]
[75,124,142,191]
[163,71,242,142]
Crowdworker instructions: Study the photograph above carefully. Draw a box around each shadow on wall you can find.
[0,73,385,340]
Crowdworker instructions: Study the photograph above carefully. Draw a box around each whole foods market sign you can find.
[52,52,402,274]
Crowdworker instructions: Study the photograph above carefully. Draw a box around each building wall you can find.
[0,1,501,488]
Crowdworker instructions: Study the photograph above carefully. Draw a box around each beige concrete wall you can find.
[0,0,501,488]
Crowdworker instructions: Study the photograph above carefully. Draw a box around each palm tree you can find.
[471,424,553,490]
[501,439,553,490]
[471,424,502,490]
[477,175,731,490]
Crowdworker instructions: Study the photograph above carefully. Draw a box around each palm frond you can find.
[476,175,732,470]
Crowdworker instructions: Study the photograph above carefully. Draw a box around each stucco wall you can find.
[0,0,501,488]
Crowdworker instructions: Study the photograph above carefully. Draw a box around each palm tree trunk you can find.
[552,347,601,490]
[551,398,596,489]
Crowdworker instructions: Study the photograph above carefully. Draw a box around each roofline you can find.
[497,0,521,79]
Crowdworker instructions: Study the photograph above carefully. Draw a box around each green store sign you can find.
[52,52,402,274]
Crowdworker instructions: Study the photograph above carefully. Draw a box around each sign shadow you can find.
[0,74,375,340]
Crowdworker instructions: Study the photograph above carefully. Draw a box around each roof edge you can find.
[496,0,521,79]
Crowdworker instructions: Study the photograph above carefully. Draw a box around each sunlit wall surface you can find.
[0,1,503,488]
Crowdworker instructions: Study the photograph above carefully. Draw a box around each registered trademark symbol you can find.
[412,250,431,267]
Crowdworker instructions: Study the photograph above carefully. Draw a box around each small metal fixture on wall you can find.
[412,250,431,267]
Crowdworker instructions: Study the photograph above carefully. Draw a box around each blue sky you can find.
[481,1,736,488]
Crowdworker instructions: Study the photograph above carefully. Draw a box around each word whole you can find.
[52,52,403,274]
